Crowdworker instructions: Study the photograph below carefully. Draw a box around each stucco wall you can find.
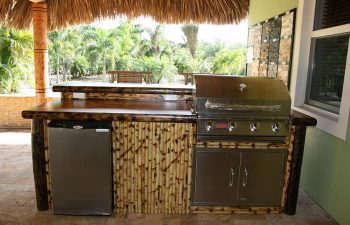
[249,0,350,224]
[300,119,350,225]
[248,0,298,25]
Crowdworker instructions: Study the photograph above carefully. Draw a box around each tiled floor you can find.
[0,129,338,225]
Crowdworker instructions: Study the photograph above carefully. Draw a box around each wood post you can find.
[284,125,307,215]
[32,2,49,104]
[31,119,49,211]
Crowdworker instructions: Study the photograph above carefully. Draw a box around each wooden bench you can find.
[108,71,152,84]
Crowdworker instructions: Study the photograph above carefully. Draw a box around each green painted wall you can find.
[248,0,298,25]
[249,1,350,224]
[300,117,350,225]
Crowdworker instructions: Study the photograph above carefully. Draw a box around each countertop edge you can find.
[22,111,197,123]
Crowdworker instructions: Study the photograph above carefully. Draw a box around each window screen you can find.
[306,35,349,114]
[314,0,350,30]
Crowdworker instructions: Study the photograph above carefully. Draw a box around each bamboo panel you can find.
[112,121,196,214]
[195,141,288,149]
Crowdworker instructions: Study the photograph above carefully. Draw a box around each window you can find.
[291,0,350,140]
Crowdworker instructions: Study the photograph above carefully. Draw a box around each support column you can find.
[32,119,49,211]
[284,125,307,215]
[32,2,49,104]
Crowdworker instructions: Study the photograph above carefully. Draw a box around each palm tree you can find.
[83,28,117,81]
[0,26,33,93]
[138,25,170,59]
[181,24,199,58]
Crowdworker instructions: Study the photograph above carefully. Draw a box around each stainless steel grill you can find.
[195,75,291,141]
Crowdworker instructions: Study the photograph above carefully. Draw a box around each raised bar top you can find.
[22,99,196,122]
[53,82,195,95]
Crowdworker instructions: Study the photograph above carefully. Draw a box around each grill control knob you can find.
[250,122,259,132]
[272,123,279,133]
[205,121,214,132]
[228,122,238,132]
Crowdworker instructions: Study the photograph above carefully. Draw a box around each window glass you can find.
[314,0,350,30]
[306,35,349,114]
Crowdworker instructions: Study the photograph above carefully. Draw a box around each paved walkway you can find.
[0,129,338,225]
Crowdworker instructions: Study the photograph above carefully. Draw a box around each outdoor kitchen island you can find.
[22,80,316,216]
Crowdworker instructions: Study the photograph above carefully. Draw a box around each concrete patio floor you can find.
[0,129,338,225]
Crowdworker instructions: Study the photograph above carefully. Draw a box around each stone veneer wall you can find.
[0,95,57,128]
[246,9,296,87]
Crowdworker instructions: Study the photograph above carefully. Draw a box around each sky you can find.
[93,16,248,45]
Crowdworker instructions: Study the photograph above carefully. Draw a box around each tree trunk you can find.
[56,55,59,84]
[103,55,107,82]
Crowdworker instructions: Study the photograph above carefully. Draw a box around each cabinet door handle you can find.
[243,167,248,188]
[229,168,235,187]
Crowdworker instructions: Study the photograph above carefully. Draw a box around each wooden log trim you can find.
[280,126,295,208]
[289,110,317,126]
[31,119,49,210]
[53,84,195,95]
[61,92,73,100]
[194,141,289,149]
[190,206,283,214]
[84,93,193,102]
[22,111,197,123]
[284,125,307,215]
[43,123,52,208]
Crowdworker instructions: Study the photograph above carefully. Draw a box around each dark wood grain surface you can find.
[53,82,195,95]
[288,110,317,126]
[22,99,196,122]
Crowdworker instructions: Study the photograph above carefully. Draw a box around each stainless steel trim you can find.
[229,168,235,187]
[243,167,248,188]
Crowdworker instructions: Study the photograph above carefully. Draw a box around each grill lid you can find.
[195,75,291,117]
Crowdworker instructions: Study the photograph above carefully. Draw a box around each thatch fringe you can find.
[0,0,13,21]
[0,0,249,31]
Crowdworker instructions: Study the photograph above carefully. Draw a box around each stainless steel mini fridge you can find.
[48,121,112,215]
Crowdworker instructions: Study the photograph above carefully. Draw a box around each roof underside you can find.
[0,0,249,31]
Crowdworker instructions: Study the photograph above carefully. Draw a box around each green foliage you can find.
[212,45,247,75]
[70,55,90,77]
[0,26,33,93]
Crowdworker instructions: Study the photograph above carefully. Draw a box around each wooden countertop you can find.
[288,110,317,126]
[22,99,196,122]
[53,82,195,95]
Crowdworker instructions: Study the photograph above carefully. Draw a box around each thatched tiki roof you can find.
[1,0,249,30]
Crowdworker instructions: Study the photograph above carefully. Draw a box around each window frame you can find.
[290,0,350,140]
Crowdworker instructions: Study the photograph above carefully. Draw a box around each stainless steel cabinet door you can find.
[49,127,112,215]
[238,150,287,206]
[191,148,240,206]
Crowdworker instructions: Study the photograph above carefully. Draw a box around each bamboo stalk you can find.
[187,124,194,213]
[160,122,166,213]
[170,123,175,213]
[135,122,141,213]
[144,121,148,213]
[140,122,146,213]
[165,123,170,214]
[130,122,135,212]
